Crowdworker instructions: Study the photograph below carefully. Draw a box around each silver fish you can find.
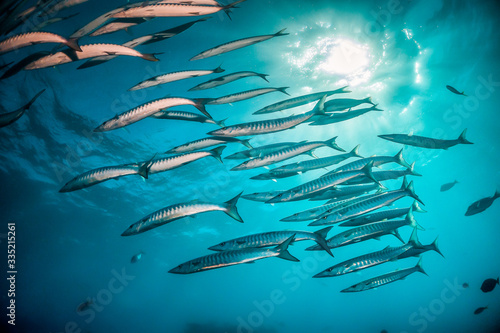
[147,146,225,174]
[165,136,251,154]
[324,96,374,112]
[280,201,344,222]
[309,105,383,125]
[149,110,225,127]
[308,183,381,201]
[225,142,299,160]
[342,162,421,185]
[189,71,269,91]
[121,192,244,236]
[169,235,298,274]
[341,257,427,293]
[241,191,285,202]
[0,31,81,54]
[378,129,473,149]
[129,66,224,91]
[89,18,149,37]
[94,97,207,132]
[208,227,333,257]
[234,136,344,171]
[190,28,288,61]
[253,87,350,115]
[0,89,45,128]
[205,87,289,105]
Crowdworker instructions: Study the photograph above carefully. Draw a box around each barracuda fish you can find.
[0,31,81,54]
[94,97,207,132]
[169,235,298,274]
[241,191,285,202]
[0,51,50,80]
[378,129,473,149]
[323,96,374,112]
[310,178,423,226]
[147,146,225,174]
[446,85,466,96]
[149,110,225,127]
[250,169,301,180]
[24,44,159,70]
[270,145,362,174]
[191,28,288,61]
[129,66,224,91]
[309,105,383,125]
[121,192,244,236]
[232,136,344,171]
[225,142,299,160]
[208,95,325,138]
[267,162,379,204]
[339,200,426,227]
[112,0,246,19]
[309,183,381,201]
[253,87,350,115]
[396,229,443,259]
[465,190,500,216]
[342,162,421,185]
[208,227,333,257]
[141,17,210,46]
[59,160,153,193]
[189,71,269,91]
[322,149,411,176]
[205,87,289,105]
[0,89,45,128]
[165,136,251,154]
[341,257,427,293]
[313,229,418,278]
[307,210,423,251]
[89,18,149,37]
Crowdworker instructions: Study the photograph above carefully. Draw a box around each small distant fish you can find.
[131,251,145,263]
[122,192,244,236]
[378,129,473,149]
[324,96,374,112]
[446,85,466,96]
[465,190,500,216]
[169,235,298,274]
[462,282,469,289]
[0,89,45,128]
[165,136,251,154]
[147,146,225,175]
[205,87,289,105]
[480,277,499,293]
[0,32,81,54]
[440,180,458,192]
[76,298,93,312]
[474,306,487,315]
[191,28,288,61]
[189,71,269,91]
[149,110,225,127]
[128,66,224,91]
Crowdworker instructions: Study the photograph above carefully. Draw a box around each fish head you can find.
[266,190,294,203]
[231,160,255,171]
[169,260,201,274]
[121,220,145,236]
[313,265,344,278]
[94,115,121,132]
[208,241,231,251]
[341,282,366,293]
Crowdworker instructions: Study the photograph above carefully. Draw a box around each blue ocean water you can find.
[1,0,500,332]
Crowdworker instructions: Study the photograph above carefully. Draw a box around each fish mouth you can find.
[230,165,246,171]
[93,125,105,132]
[312,271,329,278]
[207,246,222,251]
[378,134,396,141]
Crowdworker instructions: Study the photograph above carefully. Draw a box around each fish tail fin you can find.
[193,98,213,118]
[406,180,424,206]
[137,153,157,179]
[274,234,300,262]
[496,277,499,285]
[209,145,226,163]
[141,53,160,62]
[24,89,46,110]
[371,104,384,111]
[408,162,422,176]
[215,117,227,127]
[222,0,247,19]
[224,192,244,223]
[340,85,351,93]
[241,138,253,149]
[259,73,270,82]
[406,207,425,231]
[394,148,411,168]
[432,237,444,258]
[416,257,428,276]
[313,95,327,116]
[361,161,382,187]
[494,190,500,200]
[325,136,345,152]
[412,200,427,213]
[462,91,467,96]
[350,144,363,158]
[458,129,473,144]
[365,96,374,105]
[278,87,290,96]
[65,38,82,52]
[274,28,289,37]
[314,226,334,257]
[392,229,405,243]
[213,65,224,73]
[408,226,420,246]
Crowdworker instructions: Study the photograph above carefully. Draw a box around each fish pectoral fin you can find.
[105,51,117,55]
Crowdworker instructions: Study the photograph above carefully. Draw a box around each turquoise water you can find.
[1,0,500,332]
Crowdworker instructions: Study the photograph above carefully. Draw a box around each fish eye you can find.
[220,242,226,246]
[327,267,333,272]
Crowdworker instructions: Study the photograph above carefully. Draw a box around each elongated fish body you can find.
[208,227,333,256]
[94,97,206,132]
[446,85,466,96]
[313,242,414,278]
[70,7,124,39]
[253,87,350,115]
[165,136,251,154]
[310,180,422,226]
[0,89,45,128]
[341,258,427,292]
[339,201,426,227]
[147,146,225,174]
[233,137,343,171]
[342,163,421,185]
[440,180,458,192]
[309,183,380,201]
[378,129,473,149]
[267,163,379,204]
[271,145,362,174]
[225,142,298,159]
[0,32,81,54]
[241,191,285,202]
[25,44,158,70]
[129,66,224,91]
[89,18,148,37]
[309,105,382,125]
[141,17,209,46]
[59,164,143,193]
[169,235,298,274]
[112,0,246,18]
[149,110,223,127]
[280,201,342,222]
[191,28,288,61]
[121,193,243,236]
[206,87,289,105]
[465,190,500,216]
[324,96,374,112]
[189,71,269,91]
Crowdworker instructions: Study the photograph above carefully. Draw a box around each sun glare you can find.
[317,38,370,75]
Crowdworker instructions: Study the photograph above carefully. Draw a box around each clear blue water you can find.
[1,0,500,332]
